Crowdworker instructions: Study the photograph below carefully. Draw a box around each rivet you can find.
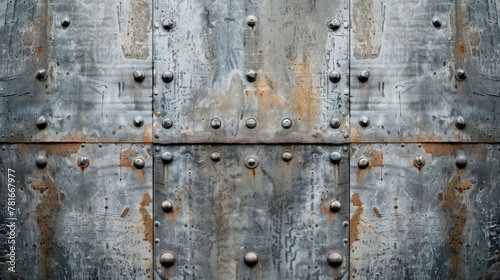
[455,155,467,169]
[329,19,341,30]
[161,152,173,164]
[211,118,222,129]
[281,118,292,129]
[133,70,145,82]
[359,117,370,127]
[455,69,466,81]
[161,200,173,213]
[246,118,257,129]
[455,116,466,129]
[357,70,370,82]
[160,252,176,268]
[154,238,160,244]
[162,19,175,30]
[77,155,90,168]
[210,152,221,162]
[133,116,144,127]
[343,238,348,244]
[154,133,160,139]
[36,116,48,129]
[342,145,349,152]
[342,221,348,227]
[36,69,48,81]
[61,18,71,28]
[413,155,425,168]
[134,158,145,169]
[358,157,369,169]
[432,18,442,28]
[244,155,259,169]
[36,156,48,169]
[155,146,161,152]
[282,152,293,162]
[246,70,257,82]
[244,252,258,267]
[329,200,341,213]
[162,71,174,83]
[330,118,341,129]
[329,71,341,83]
[343,132,349,139]
[162,118,173,129]
[246,15,257,27]
[327,252,343,268]
[154,221,160,227]
[330,152,342,164]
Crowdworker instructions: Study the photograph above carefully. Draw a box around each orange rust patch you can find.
[21,144,80,157]
[321,197,335,222]
[140,192,152,207]
[413,157,425,171]
[351,192,363,207]
[373,207,382,218]
[119,145,146,181]
[142,124,152,143]
[139,207,153,245]
[350,192,364,247]
[422,144,481,158]
[168,205,181,222]
[121,207,130,217]
[289,56,319,124]
[36,45,44,60]
[458,42,465,63]
[350,124,361,143]
[357,145,383,182]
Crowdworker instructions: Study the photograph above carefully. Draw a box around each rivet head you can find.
[281,118,292,129]
[133,70,145,82]
[455,155,467,169]
[455,69,466,81]
[36,116,48,129]
[161,152,173,164]
[413,155,425,168]
[246,15,257,27]
[357,70,370,82]
[244,252,258,267]
[455,116,466,129]
[162,118,173,129]
[246,118,257,129]
[359,117,370,127]
[327,252,343,268]
[162,19,175,30]
[155,146,161,152]
[133,158,145,169]
[329,19,341,30]
[210,152,221,162]
[358,157,369,169]
[282,152,293,162]
[61,18,71,28]
[432,18,442,28]
[330,118,341,129]
[329,71,341,83]
[245,155,259,169]
[36,69,48,81]
[330,152,342,164]
[161,200,173,213]
[77,155,90,168]
[133,116,144,127]
[329,200,341,213]
[36,156,48,169]
[160,252,176,268]
[246,70,257,82]
[162,71,174,83]
[211,118,222,129]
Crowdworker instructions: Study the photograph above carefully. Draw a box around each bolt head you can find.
[133,158,145,169]
[432,18,442,28]
[162,19,175,30]
[330,152,342,164]
[36,116,48,129]
[413,155,425,167]
[161,152,173,164]
[161,200,173,213]
[329,19,341,30]
[36,69,48,81]
[160,252,176,268]
[357,70,370,82]
[133,70,145,82]
[245,155,259,169]
[455,155,467,169]
[282,152,293,162]
[210,152,221,162]
[330,118,341,129]
[211,118,222,129]
[77,156,90,168]
[246,118,257,129]
[162,71,174,83]
[133,116,144,127]
[329,200,341,213]
[455,69,466,81]
[36,156,48,169]
[329,71,341,83]
[246,15,257,27]
[327,252,343,268]
[359,117,370,127]
[281,118,292,129]
[162,118,173,129]
[244,252,258,267]
[455,116,466,129]
[61,18,71,28]
[358,157,369,169]
[246,70,257,82]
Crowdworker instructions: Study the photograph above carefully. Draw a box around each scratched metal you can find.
[349,144,500,279]
[0,144,153,279]
[350,0,500,143]
[153,0,350,144]
[153,145,349,279]
[0,0,152,143]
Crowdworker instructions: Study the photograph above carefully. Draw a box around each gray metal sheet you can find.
[350,144,500,279]
[153,145,349,279]
[0,144,153,279]
[152,0,350,144]
[350,0,500,143]
[0,0,152,143]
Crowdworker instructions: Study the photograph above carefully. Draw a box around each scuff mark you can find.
[350,192,364,246]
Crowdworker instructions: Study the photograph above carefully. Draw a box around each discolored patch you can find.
[119,0,150,59]
[353,0,382,59]
[350,193,364,246]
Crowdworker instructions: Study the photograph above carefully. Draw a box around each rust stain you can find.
[458,42,466,63]
[350,124,361,143]
[422,144,482,158]
[321,197,335,222]
[289,56,319,124]
[142,124,152,143]
[357,145,383,182]
[470,30,480,46]
[21,144,80,156]
[119,145,146,181]
[36,45,44,60]
[168,205,181,223]
[373,207,382,218]
[310,211,318,216]
[413,157,425,171]
[139,207,153,246]
[350,193,364,246]
[140,192,152,207]
[121,207,130,217]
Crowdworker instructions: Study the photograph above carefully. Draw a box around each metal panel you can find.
[0,144,153,278]
[152,0,350,144]
[350,144,500,279]
[153,145,349,279]
[350,0,500,143]
[0,0,152,143]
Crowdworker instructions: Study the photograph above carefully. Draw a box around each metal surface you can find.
[153,145,349,279]
[152,0,350,144]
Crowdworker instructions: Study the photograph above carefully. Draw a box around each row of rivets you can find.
[356,116,467,129]
[356,69,466,82]
[35,155,145,169]
[210,118,294,129]
[358,155,467,169]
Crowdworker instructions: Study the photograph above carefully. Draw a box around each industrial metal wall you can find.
[0,0,498,279]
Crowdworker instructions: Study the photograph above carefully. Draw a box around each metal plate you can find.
[350,144,500,279]
[0,0,152,143]
[0,144,153,279]
[350,0,500,143]
[152,0,350,144]
[153,145,349,279]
